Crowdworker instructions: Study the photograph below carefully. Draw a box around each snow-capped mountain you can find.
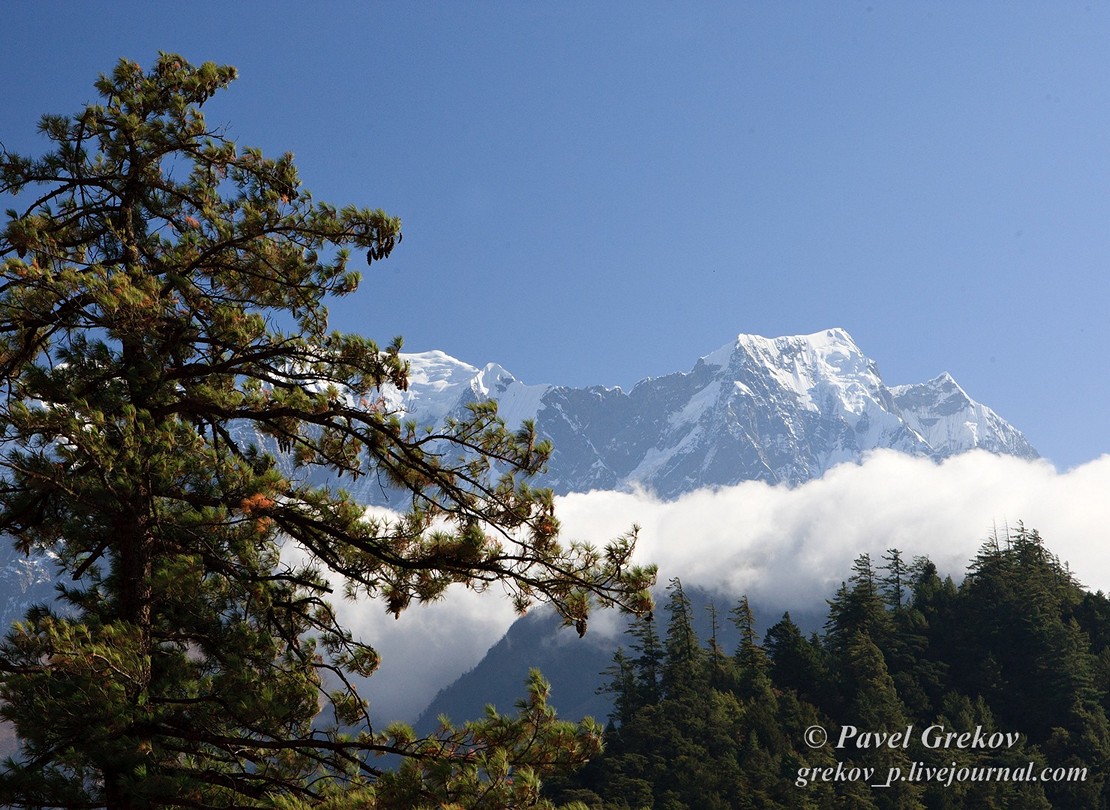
[0,329,1037,621]
[891,372,1033,460]
[359,328,1035,503]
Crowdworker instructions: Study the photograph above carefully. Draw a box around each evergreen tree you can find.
[904,555,959,705]
[959,525,1104,744]
[826,554,891,647]
[729,596,770,699]
[599,648,638,729]
[661,578,702,697]
[705,601,732,692]
[763,612,826,707]
[626,612,664,711]
[561,529,1110,809]
[908,555,958,619]
[879,547,908,610]
[840,633,924,810]
[0,55,654,808]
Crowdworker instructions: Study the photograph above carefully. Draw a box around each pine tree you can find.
[0,54,655,808]
[960,525,1099,741]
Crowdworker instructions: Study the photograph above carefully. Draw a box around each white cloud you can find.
[313,451,1110,723]
[334,583,520,722]
[558,451,1110,614]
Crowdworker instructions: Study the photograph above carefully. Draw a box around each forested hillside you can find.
[547,526,1110,809]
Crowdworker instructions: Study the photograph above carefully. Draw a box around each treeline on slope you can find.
[545,525,1110,809]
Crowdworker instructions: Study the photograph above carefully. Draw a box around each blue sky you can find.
[4,3,1110,469]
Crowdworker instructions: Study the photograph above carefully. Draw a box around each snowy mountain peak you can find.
[471,363,550,429]
[890,373,1031,460]
[701,329,886,422]
[381,351,482,425]
[342,329,1036,504]
[473,363,516,395]
[703,327,860,370]
[891,373,974,414]
[400,351,481,400]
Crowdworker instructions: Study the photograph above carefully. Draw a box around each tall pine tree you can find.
[0,55,654,809]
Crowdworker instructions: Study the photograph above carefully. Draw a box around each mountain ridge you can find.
[363,327,1035,505]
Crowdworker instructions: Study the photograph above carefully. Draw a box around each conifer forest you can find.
[546,526,1110,809]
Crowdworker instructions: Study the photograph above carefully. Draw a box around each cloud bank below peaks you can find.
[317,450,1110,722]
[555,450,1110,617]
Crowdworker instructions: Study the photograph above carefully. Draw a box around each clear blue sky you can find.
[4,3,1110,469]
